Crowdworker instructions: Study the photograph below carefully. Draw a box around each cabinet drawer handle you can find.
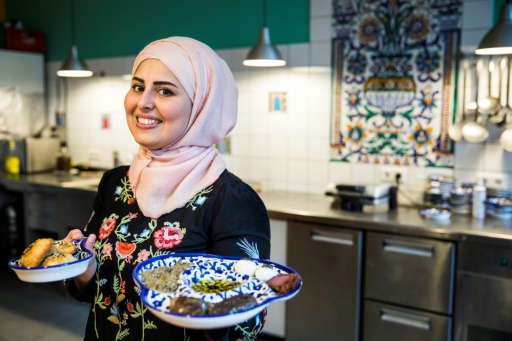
[311,231,353,246]
[380,308,430,330]
[383,239,434,257]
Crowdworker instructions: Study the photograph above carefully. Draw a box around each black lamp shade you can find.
[476,4,512,55]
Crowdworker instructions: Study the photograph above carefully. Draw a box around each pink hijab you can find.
[128,37,237,218]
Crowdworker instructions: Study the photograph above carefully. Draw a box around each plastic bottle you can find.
[472,177,486,219]
[5,140,20,175]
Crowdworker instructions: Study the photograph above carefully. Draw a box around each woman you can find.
[64,37,271,340]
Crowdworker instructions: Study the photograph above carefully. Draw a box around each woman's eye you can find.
[132,84,144,93]
[158,88,174,96]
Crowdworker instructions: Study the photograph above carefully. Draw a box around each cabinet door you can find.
[24,190,58,231]
[57,189,96,237]
[286,221,362,341]
[365,232,455,314]
[363,300,452,341]
[262,219,287,338]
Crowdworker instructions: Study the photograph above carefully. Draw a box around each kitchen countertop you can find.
[0,171,103,192]
[259,191,512,245]
[2,172,512,245]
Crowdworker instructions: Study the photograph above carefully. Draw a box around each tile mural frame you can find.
[330,0,463,167]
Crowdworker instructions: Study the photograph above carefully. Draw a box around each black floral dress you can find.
[67,166,271,341]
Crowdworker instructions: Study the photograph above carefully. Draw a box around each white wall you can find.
[45,0,509,204]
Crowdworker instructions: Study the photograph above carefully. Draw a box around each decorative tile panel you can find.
[330,0,462,167]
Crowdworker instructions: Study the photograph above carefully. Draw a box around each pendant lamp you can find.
[57,0,93,77]
[243,0,286,67]
[475,1,512,55]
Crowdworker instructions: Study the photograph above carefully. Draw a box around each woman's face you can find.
[124,59,192,150]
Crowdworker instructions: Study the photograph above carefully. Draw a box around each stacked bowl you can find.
[449,187,473,215]
[484,197,512,219]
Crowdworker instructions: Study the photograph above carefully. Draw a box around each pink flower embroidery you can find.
[102,243,113,260]
[153,224,184,249]
[134,249,150,264]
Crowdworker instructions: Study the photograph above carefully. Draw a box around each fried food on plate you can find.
[19,238,79,267]
[42,253,78,266]
[20,238,54,267]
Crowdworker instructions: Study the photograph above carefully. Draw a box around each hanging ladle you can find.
[494,57,511,126]
[500,57,512,151]
[449,60,468,141]
[478,57,501,117]
[462,58,490,143]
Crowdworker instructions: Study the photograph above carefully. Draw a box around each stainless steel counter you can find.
[258,191,512,245]
[2,172,512,245]
[0,171,102,192]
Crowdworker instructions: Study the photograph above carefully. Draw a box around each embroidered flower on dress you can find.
[195,196,206,205]
[99,214,118,239]
[119,224,129,234]
[102,243,113,260]
[153,222,185,249]
[116,241,137,259]
[134,249,150,264]
[139,228,151,238]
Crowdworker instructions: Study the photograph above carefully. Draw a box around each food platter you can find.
[133,253,302,329]
[8,239,93,283]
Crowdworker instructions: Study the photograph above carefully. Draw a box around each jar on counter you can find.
[56,142,71,173]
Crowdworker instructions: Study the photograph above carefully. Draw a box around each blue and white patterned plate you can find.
[133,253,302,329]
[8,238,93,283]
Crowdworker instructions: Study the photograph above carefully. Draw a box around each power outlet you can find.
[477,172,507,189]
[88,148,101,162]
[380,167,407,184]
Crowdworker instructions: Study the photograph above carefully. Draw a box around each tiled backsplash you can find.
[45,0,511,205]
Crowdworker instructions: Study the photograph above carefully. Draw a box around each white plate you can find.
[8,239,93,283]
[133,253,302,329]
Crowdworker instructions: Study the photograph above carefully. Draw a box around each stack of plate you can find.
[449,187,472,215]
[424,174,456,207]
[484,197,512,219]
[486,187,512,200]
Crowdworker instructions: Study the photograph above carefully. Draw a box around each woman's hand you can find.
[64,229,98,291]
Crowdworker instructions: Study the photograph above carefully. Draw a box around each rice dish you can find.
[141,261,193,293]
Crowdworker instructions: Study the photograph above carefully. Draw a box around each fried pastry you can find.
[20,238,54,267]
[51,240,76,254]
[41,253,77,266]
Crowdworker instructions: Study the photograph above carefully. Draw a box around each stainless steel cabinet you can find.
[365,232,455,314]
[454,241,512,340]
[286,221,362,341]
[363,232,455,341]
[23,185,95,242]
[364,301,452,341]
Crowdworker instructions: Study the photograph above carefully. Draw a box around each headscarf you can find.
[127,37,237,218]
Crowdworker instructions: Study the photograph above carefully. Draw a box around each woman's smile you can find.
[136,116,162,126]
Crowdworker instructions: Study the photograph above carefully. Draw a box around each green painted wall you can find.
[492,0,507,25]
[5,0,310,62]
